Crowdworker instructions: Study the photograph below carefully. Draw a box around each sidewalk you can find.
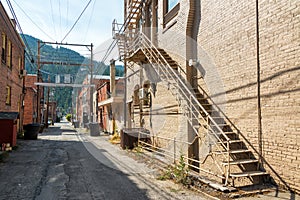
[74,127,299,200]
[74,127,210,200]
[75,128,156,176]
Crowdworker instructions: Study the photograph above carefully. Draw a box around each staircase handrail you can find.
[135,32,231,144]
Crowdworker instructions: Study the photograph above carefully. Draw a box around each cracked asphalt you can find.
[0,121,206,200]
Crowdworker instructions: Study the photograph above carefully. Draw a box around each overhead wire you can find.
[99,0,144,64]
[91,0,145,79]
[58,0,62,39]
[5,0,36,71]
[66,0,69,30]
[49,0,57,39]
[11,0,55,41]
[61,0,93,43]
[83,0,96,43]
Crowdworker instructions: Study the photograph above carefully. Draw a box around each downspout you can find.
[186,0,201,169]
[256,0,263,168]
[186,0,201,87]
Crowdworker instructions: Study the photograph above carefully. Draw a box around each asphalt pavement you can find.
[0,121,298,200]
[0,121,206,200]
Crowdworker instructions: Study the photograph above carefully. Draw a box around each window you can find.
[1,32,6,63]
[6,85,11,105]
[18,56,22,71]
[163,0,180,26]
[168,0,179,12]
[7,40,12,68]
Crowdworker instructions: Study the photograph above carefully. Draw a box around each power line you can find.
[83,0,96,43]
[49,0,57,39]
[99,0,144,64]
[61,0,92,43]
[58,0,62,39]
[11,0,55,41]
[66,0,69,30]
[5,0,36,71]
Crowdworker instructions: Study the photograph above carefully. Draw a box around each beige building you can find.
[113,0,299,192]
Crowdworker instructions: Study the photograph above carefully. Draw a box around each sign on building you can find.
[64,74,71,83]
[55,75,60,83]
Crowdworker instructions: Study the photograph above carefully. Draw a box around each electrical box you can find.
[139,88,148,100]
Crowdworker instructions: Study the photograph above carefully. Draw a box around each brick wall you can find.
[23,75,37,125]
[0,3,25,132]
[125,63,187,160]
[196,0,299,192]
[152,0,299,192]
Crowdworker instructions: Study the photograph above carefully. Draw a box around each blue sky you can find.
[2,0,124,53]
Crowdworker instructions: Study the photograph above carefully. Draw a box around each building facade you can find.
[0,2,25,145]
[114,0,299,192]
[96,71,124,134]
[23,75,37,125]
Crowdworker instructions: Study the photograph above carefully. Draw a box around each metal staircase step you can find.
[222,159,258,165]
[224,132,236,135]
[214,149,251,154]
[230,171,268,178]
[218,139,243,144]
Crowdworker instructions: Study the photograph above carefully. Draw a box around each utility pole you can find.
[45,75,50,128]
[123,61,127,128]
[35,41,94,126]
[89,43,94,123]
[36,40,41,123]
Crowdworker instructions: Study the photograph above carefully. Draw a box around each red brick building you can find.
[96,78,110,132]
[0,2,25,146]
[96,74,124,134]
[23,75,37,125]
[76,75,103,127]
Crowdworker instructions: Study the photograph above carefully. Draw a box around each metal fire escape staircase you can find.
[112,0,268,188]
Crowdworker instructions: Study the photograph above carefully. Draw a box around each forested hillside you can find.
[21,34,124,114]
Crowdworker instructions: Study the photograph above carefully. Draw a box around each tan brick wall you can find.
[196,0,300,192]
[126,63,187,158]
[150,0,299,192]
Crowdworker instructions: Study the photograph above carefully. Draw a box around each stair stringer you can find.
[116,30,270,188]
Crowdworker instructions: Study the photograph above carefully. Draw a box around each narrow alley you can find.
[0,120,205,200]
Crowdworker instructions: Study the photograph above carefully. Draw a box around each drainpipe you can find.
[186,0,201,169]
[110,59,116,97]
[256,0,263,168]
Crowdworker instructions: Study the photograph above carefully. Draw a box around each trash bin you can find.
[23,123,41,140]
[120,128,151,149]
[73,121,79,128]
[39,123,45,133]
[89,123,100,136]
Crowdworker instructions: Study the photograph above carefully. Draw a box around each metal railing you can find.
[137,131,225,180]
[124,32,234,184]
[111,1,273,186]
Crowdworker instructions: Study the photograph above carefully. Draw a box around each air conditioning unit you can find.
[19,69,26,77]
[139,88,148,100]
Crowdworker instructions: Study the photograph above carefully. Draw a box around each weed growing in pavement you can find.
[157,154,191,186]
[133,145,143,155]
